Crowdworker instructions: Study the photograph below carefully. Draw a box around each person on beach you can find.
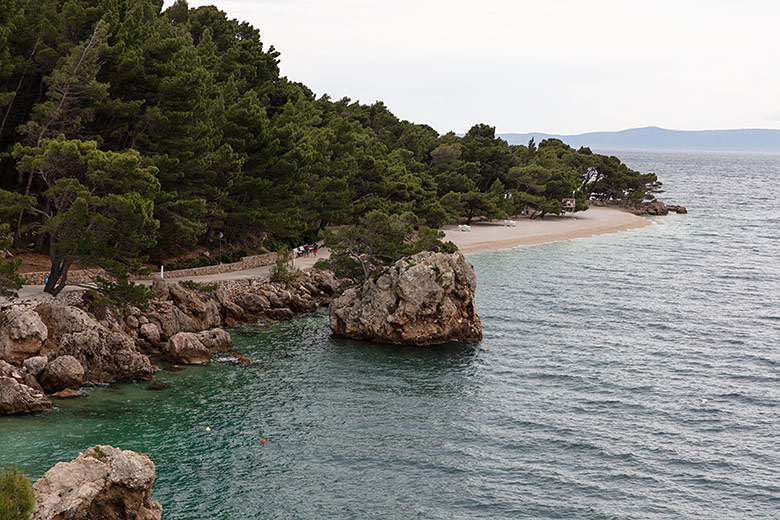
[313,243,318,256]
[304,244,310,257]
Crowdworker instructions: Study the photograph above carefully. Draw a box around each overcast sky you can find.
[163,0,780,135]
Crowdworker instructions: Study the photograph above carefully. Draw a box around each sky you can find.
[162,0,780,135]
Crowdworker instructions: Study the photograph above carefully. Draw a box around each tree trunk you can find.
[465,207,474,226]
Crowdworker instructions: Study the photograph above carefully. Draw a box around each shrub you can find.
[179,280,219,293]
[95,276,156,310]
[0,466,35,520]
[270,248,298,286]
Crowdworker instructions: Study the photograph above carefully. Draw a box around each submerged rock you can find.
[329,251,482,346]
[31,445,162,520]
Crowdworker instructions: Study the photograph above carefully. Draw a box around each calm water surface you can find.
[1,150,779,519]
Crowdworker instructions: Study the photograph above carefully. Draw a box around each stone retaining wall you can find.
[19,252,278,285]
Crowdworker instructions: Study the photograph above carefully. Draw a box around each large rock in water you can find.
[31,445,162,520]
[329,251,482,345]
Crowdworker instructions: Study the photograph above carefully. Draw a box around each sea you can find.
[1,150,779,519]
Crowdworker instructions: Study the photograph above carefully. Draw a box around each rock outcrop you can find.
[0,268,334,413]
[329,251,482,345]
[627,200,688,215]
[0,306,48,364]
[37,304,155,383]
[0,376,52,414]
[39,355,84,393]
[161,327,234,364]
[162,332,211,364]
[589,199,687,215]
[31,445,162,520]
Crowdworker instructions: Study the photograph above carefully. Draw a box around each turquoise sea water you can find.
[2,150,779,519]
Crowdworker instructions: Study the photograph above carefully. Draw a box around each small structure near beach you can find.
[329,251,482,346]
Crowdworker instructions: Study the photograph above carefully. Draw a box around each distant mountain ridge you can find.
[498,126,780,152]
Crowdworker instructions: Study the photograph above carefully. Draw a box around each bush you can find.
[179,280,219,292]
[270,247,298,286]
[95,276,156,310]
[0,466,35,520]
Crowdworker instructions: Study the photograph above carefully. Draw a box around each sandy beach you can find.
[443,207,652,254]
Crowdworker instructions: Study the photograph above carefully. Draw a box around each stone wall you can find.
[19,252,278,285]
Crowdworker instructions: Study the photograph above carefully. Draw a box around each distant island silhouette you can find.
[499,126,780,152]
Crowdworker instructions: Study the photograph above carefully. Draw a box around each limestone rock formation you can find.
[0,306,48,364]
[0,376,52,414]
[626,200,687,215]
[39,355,85,392]
[31,445,162,520]
[1,358,44,392]
[144,301,198,340]
[151,276,169,300]
[169,283,221,330]
[37,304,155,383]
[195,328,233,353]
[23,355,48,378]
[162,332,211,364]
[329,251,482,345]
[138,323,162,348]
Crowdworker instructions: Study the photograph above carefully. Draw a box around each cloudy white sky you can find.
[164,0,780,135]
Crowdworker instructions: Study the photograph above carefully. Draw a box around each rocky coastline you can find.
[0,269,338,414]
[588,199,688,215]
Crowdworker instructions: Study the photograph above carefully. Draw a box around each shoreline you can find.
[442,207,652,254]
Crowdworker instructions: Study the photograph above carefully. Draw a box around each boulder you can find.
[126,315,140,330]
[226,351,254,365]
[39,355,85,392]
[195,328,233,353]
[329,251,482,346]
[310,269,338,295]
[51,388,83,398]
[145,302,198,340]
[264,291,284,309]
[24,355,49,378]
[0,306,48,364]
[2,358,44,392]
[56,329,154,383]
[221,301,246,322]
[169,283,221,329]
[162,332,210,364]
[138,323,162,348]
[36,304,96,339]
[31,445,162,520]
[266,307,294,321]
[151,276,169,300]
[283,292,317,313]
[0,376,52,414]
[233,292,269,314]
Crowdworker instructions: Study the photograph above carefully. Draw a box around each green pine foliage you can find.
[0,466,35,520]
[0,224,24,298]
[0,0,664,296]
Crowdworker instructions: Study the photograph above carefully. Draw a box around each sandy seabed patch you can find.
[443,207,652,254]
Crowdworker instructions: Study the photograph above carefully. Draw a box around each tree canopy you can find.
[0,0,664,293]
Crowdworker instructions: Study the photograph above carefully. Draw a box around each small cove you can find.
[2,150,779,519]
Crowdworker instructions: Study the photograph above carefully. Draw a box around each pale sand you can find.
[443,207,652,254]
